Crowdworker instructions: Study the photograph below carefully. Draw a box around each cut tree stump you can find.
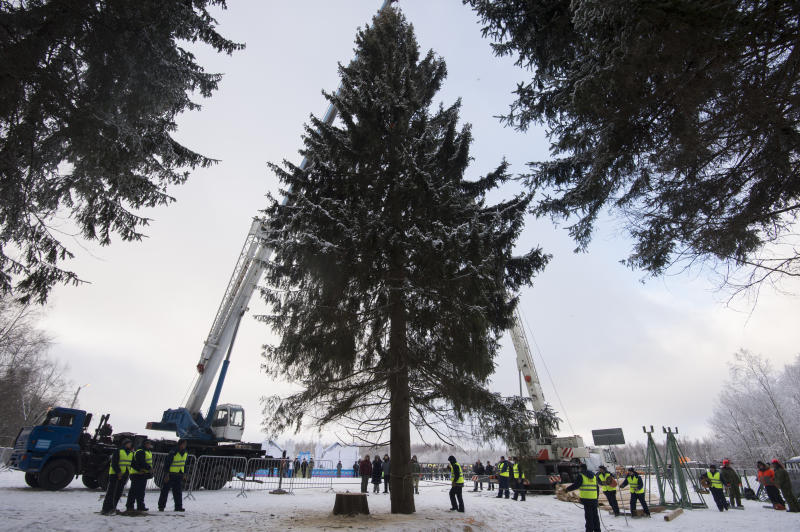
[664,508,683,521]
[332,492,370,516]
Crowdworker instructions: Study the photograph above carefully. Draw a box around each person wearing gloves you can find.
[447,455,465,513]
[596,465,620,516]
[566,464,601,532]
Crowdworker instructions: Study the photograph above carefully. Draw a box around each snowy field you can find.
[1,470,797,531]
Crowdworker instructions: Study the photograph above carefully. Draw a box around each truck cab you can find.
[210,403,245,441]
[10,407,90,490]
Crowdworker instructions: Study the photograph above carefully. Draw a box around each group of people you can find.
[756,459,799,512]
[100,438,187,515]
[357,454,392,494]
[566,464,650,532]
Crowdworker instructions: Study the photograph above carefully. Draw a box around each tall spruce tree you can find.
[260,8,547,514]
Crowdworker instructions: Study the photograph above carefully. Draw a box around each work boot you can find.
[174,508,185,512]
[158,508,164,512]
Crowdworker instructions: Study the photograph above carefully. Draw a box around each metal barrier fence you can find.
[239,457,290,493]
[288,459,334,491]
[145,452,197,491]
[185,455,248,500]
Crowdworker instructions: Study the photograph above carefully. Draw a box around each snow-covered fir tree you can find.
[259,8,548,514]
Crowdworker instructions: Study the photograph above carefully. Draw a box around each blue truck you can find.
[9,406,264,491]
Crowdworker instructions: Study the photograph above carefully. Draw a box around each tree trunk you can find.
[387,264,415,514]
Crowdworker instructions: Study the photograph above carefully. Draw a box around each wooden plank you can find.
[664,508,683,521]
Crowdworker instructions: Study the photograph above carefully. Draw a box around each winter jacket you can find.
[720,466,741,486]
[485,464,494,475]
[130,447,152,476]
[371,459,383,483]
[359,459,372,476]
[620,471,644,491]
[758,468,776,486]
[411,460,421,476]
[774,467,792,490]
[383,459,390,477]
[474,462,485,475]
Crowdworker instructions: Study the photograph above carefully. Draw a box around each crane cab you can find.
[210,404,245,441]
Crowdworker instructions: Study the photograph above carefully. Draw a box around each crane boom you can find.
[509,309,547,413]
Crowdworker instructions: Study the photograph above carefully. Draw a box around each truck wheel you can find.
[82,475,100,489]
[24,472,39,488]
[202,466,229,490]
[38,459,76,491]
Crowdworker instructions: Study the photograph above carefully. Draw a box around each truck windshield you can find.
[44,412,76,427]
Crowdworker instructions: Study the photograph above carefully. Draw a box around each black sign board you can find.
[592,428,625,446]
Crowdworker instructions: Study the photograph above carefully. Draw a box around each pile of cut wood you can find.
[553,483,666,516]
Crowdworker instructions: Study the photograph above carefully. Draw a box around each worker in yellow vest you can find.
[706,464,729,512]
[620,466,651,517]
[100,438,133,515]
[511,457,527,501]
[596,465,620,516]
[495,455,511,499]
[158,439,188,512]
[124,439,154,514]
[447,455,465,513]
[566,464,601,532]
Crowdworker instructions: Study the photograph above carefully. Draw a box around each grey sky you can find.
[39,1,800,453]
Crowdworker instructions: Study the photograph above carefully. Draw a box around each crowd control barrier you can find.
[185,455,248,499]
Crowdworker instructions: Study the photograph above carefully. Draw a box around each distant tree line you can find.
[0,296,71,445]
[615,349,800,468]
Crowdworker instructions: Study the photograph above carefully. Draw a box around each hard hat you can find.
[722,459,730,465]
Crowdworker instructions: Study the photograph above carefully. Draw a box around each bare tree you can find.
[0,296,71,443]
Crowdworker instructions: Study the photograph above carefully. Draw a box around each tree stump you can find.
[332,492,370,516]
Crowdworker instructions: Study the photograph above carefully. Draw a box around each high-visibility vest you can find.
[706,471,723,489]
[512,463,525,480]
[169,451,187,473]
[597,472,616,492]
[579,473,598,500]
[628,474,644,494]
[130,449,153,475]
[450,462,464,485]
[499,461,510,478]
[110,449,133,474]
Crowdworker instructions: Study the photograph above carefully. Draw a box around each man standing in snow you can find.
[772,460,800,512]
[620,467,650,517]
[472,460,485,491]
[495,456,511,498]
[157,439,187,512]
[382,455,391,493]
[359,454,372,493]
[336,460,342,477]
[566,464,601,532]
[101,438,133,515]
[596,465,620,516]
[448,455,465,512]
[705,464,729,511]
[720,459,743,509]
[411,455,421,495]
[485,461,495,491]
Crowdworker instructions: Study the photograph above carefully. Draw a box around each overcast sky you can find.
[38,1,800,454]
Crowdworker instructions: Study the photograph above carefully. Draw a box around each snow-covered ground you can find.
[1,470,796,531]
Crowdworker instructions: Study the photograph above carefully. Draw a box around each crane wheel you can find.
[82,475,100,489]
